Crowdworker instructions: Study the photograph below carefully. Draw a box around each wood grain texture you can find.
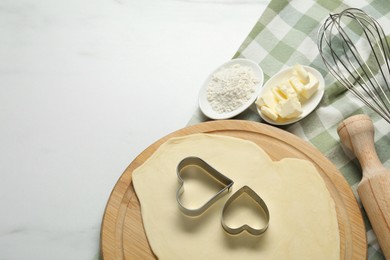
[100,120,366,259]
[338,114,390,259]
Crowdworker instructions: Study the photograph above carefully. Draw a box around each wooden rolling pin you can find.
[337,114,390,258]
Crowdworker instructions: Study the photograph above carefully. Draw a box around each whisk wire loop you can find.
[318,8,390,123]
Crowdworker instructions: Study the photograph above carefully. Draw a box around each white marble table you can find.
[0,0,267,258]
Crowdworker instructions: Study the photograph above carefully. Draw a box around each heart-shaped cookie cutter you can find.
[221,185,270,236]
[176,157,234,217]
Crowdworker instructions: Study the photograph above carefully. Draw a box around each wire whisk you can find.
[318,8,390,123]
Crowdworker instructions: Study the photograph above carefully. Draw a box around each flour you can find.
[207,63,259,114]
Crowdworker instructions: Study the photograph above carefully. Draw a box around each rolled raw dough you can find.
[132,134,339,259]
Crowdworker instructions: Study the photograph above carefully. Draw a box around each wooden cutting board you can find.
[100,120,366,259]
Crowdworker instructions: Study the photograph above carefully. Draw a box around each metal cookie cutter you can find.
[176,157,234,217]
[221,185,270,236]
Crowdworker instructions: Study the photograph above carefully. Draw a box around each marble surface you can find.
[0,0,268,259]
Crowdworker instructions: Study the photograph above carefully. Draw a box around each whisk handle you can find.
[338,114,390,258]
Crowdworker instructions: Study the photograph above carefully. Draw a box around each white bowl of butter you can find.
[255,64,325,125]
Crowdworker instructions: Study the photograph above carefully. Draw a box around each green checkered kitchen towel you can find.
[188,0,390,259]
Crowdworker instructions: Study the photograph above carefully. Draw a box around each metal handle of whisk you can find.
[318,8,390,123]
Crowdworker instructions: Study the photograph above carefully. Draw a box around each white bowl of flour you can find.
[199,58,264,120]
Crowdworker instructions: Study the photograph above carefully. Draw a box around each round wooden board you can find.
[100,120,367,259]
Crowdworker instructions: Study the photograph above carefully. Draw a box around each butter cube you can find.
[260,105,278,121]
[278,83,298,100]
[289,76,305,96]
[271,86,287,101]
[275,98,302,119]
[294,64,309,84]
[301,72,319,99]
[256,90,278,110]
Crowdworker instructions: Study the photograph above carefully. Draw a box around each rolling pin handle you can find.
[337,114,390,259]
